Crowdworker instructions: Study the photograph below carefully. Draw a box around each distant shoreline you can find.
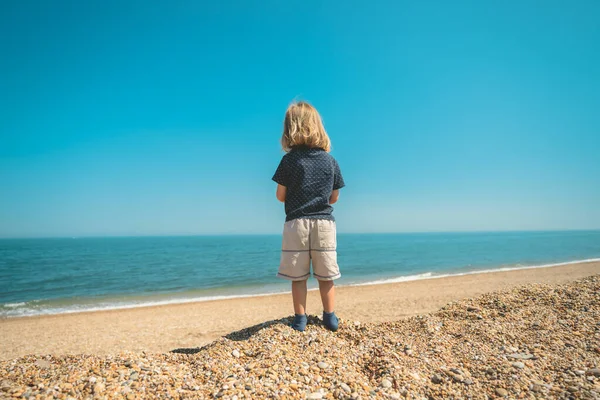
[1,260,598,360]
[2,257,600,319]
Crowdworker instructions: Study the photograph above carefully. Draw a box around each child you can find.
[272,101,345,332]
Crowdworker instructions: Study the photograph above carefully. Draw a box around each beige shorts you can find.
[277,219,341,281]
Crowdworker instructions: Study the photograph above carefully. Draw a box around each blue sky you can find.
[1,1,599,237]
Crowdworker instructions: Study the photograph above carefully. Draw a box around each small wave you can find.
[350,257,600,287]
[349,272,434,286]
[0,290,293,318]
[3,302,27,308]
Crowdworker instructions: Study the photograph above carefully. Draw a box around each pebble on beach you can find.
[1,275,599,399]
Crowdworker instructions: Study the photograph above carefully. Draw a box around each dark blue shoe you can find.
[323,311,339,332]
[292,314,307,332]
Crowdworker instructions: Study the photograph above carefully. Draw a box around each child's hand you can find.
[329,190,339,204]
[276,185,287,203]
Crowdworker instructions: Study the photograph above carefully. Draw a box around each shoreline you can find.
[3,257,600,319]
[0,260,598,361]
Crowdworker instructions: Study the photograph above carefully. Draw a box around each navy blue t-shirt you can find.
[272,146,345,222]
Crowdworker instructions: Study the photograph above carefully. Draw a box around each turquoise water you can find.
[1,230,599,317]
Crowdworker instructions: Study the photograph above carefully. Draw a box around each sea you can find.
[1,230,599,318]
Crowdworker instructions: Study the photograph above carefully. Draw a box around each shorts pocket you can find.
[317,221,336,249]
[283,220,309,250]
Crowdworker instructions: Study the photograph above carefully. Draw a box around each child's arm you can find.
[331,159,344,204]
[329,189,340,204]
[276,184,287,203]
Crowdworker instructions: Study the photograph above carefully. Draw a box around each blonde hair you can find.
[281,101,331,152]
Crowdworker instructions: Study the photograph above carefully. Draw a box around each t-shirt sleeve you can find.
[272,156,289,186]
[333,159,345,190]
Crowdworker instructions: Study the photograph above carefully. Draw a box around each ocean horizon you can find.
[2,228,599,240]
[1,230,599,318]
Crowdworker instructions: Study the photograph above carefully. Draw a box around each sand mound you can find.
[2,276,599,399]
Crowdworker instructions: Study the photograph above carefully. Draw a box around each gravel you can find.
[1,275,599,399]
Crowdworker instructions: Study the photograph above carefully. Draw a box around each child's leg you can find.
[276,219,311,331]
[291,279,308,331]
[310,220,341,331]
[319,279,339,331]
[292,279,308,315]
[318,279,335,313]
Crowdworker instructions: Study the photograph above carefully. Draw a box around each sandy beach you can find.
[1,263,599,399]
[1,261,598,361]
